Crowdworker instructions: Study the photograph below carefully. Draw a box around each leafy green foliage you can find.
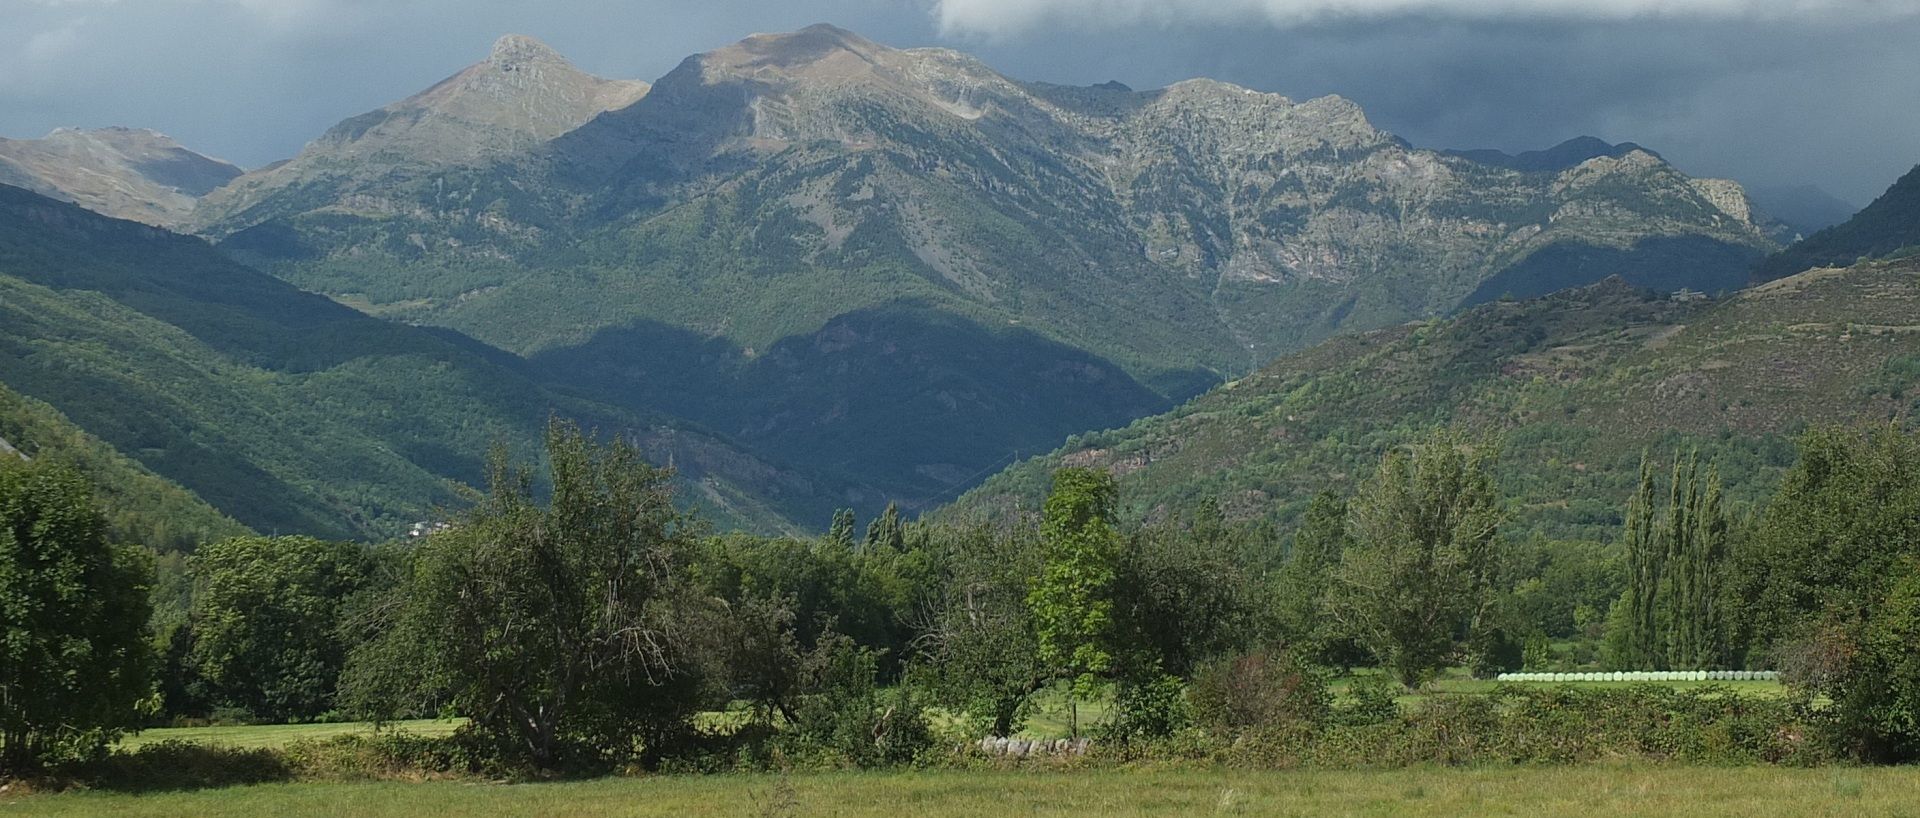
[187,536,370,722]
[914,526,1049,737]
[1029,469,1124,701]
[692,530,932,682]
[347,422,710,769]
[1328,433,1501,688]
[775,634,933,768]
[1273,492,1357,665]
[1115,515,1263,680]
[0,459,155,772]
[1731,425,1920,661]
[1822,561,1920,762]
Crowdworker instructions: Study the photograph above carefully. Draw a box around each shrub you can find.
[1106,672,1190,742]
[60,740,290,792]
[1334,674,1401,727]
[777,637,932,768]
[1189,650,1328,737]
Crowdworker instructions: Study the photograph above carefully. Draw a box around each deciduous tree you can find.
[0,460,153,772]
[1328,433,1501,688]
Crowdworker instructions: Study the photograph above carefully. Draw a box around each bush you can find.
[1189,650,1328,737]
[777,637,932,768]
[279,731,507,780]
[1335,675,1401,727]
[1219,683,1829,769]
[57,741,290,792]
[1106,672,1190,742]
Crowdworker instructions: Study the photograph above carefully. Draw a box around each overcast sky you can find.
[3,0,1917,203]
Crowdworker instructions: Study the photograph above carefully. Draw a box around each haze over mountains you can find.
[0,23,1908,543]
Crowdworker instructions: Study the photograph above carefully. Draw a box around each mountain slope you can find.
[947,256,1920,541]
[0,183,839,538]
[0,127,241,228]
[0,382,249,551]
[194,34,649,232]
[1755,165,1920,281]
[193,24,1783,510]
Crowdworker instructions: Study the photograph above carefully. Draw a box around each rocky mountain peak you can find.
[1448,136,1660,174]
[488,33,567,68]
[402,34,648,126]
[697,22,898,84]
[193,34,649,231]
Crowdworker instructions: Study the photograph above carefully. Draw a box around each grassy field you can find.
[119,719,463,750]
[9,766,1915,817]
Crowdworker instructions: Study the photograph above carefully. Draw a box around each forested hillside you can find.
[948,256,1920,541]
[0,184,845,538]
[0,383,247,550]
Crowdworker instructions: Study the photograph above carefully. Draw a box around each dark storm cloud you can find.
[2,0,1915,203]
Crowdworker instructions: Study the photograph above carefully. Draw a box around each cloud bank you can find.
[934,0,1920,35]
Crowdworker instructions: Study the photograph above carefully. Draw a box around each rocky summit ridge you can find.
[0,127,241,229]
[193,34,649,231]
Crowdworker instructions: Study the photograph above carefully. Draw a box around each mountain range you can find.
[945,167,1920,539]
[0,23,1901,543]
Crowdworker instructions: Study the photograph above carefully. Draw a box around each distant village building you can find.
[408,521,452,539]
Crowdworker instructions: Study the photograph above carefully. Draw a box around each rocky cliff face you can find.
[0,127,241,229]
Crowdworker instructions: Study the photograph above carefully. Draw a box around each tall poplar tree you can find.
[1622,453,1662,669]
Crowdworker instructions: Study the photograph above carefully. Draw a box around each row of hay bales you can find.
[1495,670,1780,682]
[975,737,1092,757]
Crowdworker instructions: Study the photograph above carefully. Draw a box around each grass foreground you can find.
[8,765,1916,817]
